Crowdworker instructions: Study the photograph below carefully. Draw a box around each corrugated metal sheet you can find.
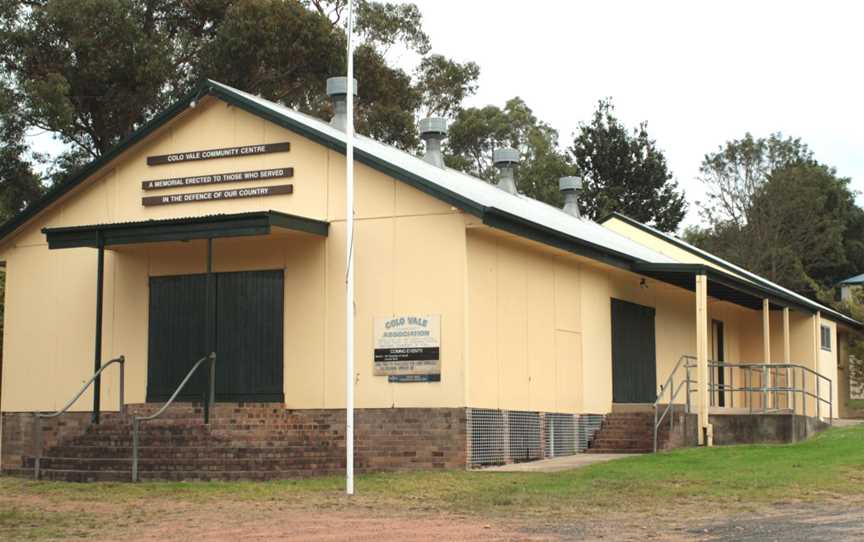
[607,213,857,326]
[209,81,678,265]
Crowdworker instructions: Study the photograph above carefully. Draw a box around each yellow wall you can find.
[818,318,839,418]
[0,96,467,412]
[465,228,583,413]
[605,215,843,417]
[0,94,847,422]
[464,226,778,414]
[580,261,764,410]
[603,217,750,282]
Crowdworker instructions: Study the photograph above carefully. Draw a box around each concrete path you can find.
[833,418,864,427]
[479,453,637,473]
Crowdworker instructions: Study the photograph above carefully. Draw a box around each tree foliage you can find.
[415,54,479,118]
[0,77,43,222]
[1,0,181,158]
[445,97,572,205]
[688,133,864,301]
[0,0,480,174]
[569,99,686,232]
[698,132,812,226]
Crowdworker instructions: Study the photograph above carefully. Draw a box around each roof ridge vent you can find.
[325,76,358,132]
[419,117,447,168]
[559,176,583,217]
[493,147,519,194]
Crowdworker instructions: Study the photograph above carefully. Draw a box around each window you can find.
[821,325,832,351]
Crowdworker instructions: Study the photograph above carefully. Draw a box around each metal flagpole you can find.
[345,0,356,497]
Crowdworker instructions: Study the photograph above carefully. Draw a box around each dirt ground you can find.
[80,504,864,541]
[5,491,864,541]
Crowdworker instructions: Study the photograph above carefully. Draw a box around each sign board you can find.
[142,184,293,207]
[388,374,441,383]
[374,315,441,378]
[142,167,293,190]
[146,142,290,166]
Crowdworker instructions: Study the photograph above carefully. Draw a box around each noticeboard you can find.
[373,315,441,379]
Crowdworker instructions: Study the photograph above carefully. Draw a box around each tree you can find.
[414,54,479,118]
[569,99,685,232]
[1,0,182,158]
[698,132,813,226]
[0,79,43,222]
[685,161,864,300]
[196,2,476,151]
[0,0,480,173]
[445,97,572,206]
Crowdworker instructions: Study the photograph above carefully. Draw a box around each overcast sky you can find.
[26,1,863,230]
[398,0,864,228]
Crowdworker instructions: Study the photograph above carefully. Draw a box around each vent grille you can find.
[467,409,605,468]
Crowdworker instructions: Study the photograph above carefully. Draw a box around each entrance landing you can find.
[480,453,635,473]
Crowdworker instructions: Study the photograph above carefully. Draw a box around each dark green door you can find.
[147,274,208,402]
[611,298,657,403]
[215,270,284,402]
[147,270,284,403]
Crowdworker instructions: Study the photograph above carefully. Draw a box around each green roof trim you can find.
[838,273,864,286]
[0,83,208,243]
[205,84,488,218]
[483,207,638,270]
[42,211,328,249]
[0,79,486,245]
[0,79,636,274]
[608,213,861,328]
[7,80,857,329]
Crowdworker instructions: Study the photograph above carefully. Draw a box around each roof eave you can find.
[615,213,862,329]
[0,81,212,245]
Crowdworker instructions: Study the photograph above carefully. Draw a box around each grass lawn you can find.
[3,425,864,539]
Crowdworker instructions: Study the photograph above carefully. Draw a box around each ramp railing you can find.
[707,362,832,423]
[653,355,696,452]
[654,358,833,453]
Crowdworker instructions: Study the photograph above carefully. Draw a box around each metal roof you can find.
[838,273,864,285]
[206,81,677,266]
[2,79,859,327]
[604,213,860,328]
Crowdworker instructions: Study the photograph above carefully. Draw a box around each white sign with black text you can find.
[373,315,441,381]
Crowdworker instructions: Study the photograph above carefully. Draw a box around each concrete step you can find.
[590,438,654,449]
[595,427,654,438]
[586,448,652,454]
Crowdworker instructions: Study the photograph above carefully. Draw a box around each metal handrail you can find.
[653,355,696,452]
[707,362,832,424]
[132,352,215,482]
[654,358,834,453]
[32,355,125,480]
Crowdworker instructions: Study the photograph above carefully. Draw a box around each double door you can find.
[147,270,284,403]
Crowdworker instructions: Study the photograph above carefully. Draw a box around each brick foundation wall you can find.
[1,411,123,470]
[351,408,467,471]
[1,407,467,474]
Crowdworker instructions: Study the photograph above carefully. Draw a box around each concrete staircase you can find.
[5,403,346,482]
